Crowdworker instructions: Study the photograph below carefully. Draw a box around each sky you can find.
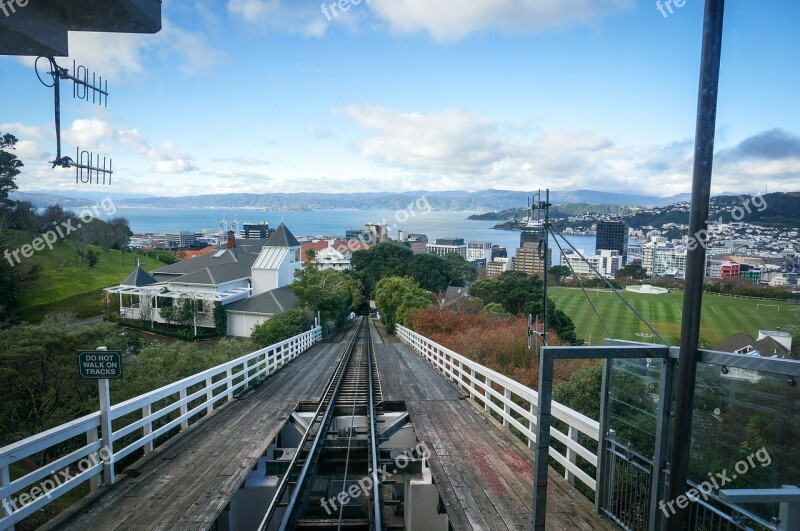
[0,0,798,198]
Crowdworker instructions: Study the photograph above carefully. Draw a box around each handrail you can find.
[396,325,600,492]
[0,326,322,531]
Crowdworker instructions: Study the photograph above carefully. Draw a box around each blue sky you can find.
[1,0,798,198]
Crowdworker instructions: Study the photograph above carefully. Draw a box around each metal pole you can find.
[667,1,725,528]
[542,189,549,346]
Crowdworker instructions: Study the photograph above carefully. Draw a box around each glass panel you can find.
[689,362,800,522]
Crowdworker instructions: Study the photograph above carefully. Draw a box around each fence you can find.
[0,325,322,530]
[396,324,600,492]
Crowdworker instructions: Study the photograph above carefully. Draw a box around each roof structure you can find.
[265,223,300,248]
[121,267,157,287]
[254,247,290,270]
[713,332,794,359]
[151,250,256,282]
[1,0,162,56]
[225,286,299,316]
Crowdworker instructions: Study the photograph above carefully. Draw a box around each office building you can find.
[596,221,629,264]
[427,237,467,258]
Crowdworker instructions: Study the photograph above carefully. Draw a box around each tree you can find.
[251,307,313,347]
[549,265,572,283]
[375,276,430,334]
[441,253,478,285]
[616,264,648,280]
[469,271,580,344]
[0,133,22,205]
[350,242,413,298]
[86,248,99,267]
[406,253,449,292]
[291,263,361,333]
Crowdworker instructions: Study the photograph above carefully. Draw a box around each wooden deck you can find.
[376,341,618,531]
[47,340,346,531]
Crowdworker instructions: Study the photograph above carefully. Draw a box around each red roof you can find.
[178,247,215,260]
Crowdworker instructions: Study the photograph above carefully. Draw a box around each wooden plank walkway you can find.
[377,342,618,531]
[47,340,346,531]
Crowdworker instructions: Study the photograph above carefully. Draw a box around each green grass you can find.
[550,286,800,348]
[4,230,161,322]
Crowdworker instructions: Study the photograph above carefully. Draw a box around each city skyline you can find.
[0,0,798,198]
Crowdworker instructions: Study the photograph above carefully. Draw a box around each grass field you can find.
[4,230,161,322]
[550,286,800,348]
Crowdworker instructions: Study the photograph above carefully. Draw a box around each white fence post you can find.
[226,368,233,401]
[565,425,579,485]
[179,389,189,430]
[98,378,115,486]
[86,427,102,490]
[529,403,536,449]
[503,389,512,427]
[205,377,214,415]
[142,405,153,455]
[2,463,13,528]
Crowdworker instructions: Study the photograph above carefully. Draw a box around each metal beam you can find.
[667,1,726,528]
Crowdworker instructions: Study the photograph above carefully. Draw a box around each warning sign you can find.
[78,351,123,379]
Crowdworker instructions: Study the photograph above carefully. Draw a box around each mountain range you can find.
[12,189,691,211]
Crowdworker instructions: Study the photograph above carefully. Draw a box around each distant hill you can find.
[626,192,800,229]
[468,203,635,221]
[13,189,690,211]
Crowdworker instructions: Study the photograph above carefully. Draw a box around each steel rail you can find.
[257,318,364,531]
[336,325,365,530]
[366,321,385,530]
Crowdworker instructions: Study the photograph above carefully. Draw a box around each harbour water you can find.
[97,207,602,261]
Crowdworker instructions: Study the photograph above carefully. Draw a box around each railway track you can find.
[259,317,385,530]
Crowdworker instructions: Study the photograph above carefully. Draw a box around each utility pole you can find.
[667,1,726,528]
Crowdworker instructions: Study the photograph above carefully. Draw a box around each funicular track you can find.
[259,317,385,530]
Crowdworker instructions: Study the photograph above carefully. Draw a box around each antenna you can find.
[36,56,113,185]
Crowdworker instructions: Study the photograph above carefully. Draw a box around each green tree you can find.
[0,133,22,205]
[616,264,648,280]
[549,265,572,283]
[291,263,361,333]
[213,301,227,336]
[406,253,449,292]
[469,271,580,344]
[375,276,430,333]
[350,242,413,298]
[86,248,99,267]
[441,253,478,285]
[250,307,313,347]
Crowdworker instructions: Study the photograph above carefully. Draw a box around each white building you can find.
[486,257,511,279]
[427,237,467,258]
[315,241,353,271]
[467,241,492,261]
[561,249,622,278]
[107,223,303,338]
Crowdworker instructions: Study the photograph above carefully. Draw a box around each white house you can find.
[315,241,352,271]
[106,223,303,338]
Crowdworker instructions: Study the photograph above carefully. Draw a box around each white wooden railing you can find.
[396,325,600,492]
[0,326,322,530]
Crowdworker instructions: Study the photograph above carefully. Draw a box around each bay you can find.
[85,207,601,262]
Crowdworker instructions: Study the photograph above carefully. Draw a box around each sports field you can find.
[549,287,800,347]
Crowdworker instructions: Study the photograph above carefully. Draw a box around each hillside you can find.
[3,230,161,322]
[468,203,635,221]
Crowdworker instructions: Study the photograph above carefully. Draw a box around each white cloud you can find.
[63,19,224,80]
[154,160,198,174]
[368,0,635,40]
[339,104,800,196]
[226,0,330,37]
